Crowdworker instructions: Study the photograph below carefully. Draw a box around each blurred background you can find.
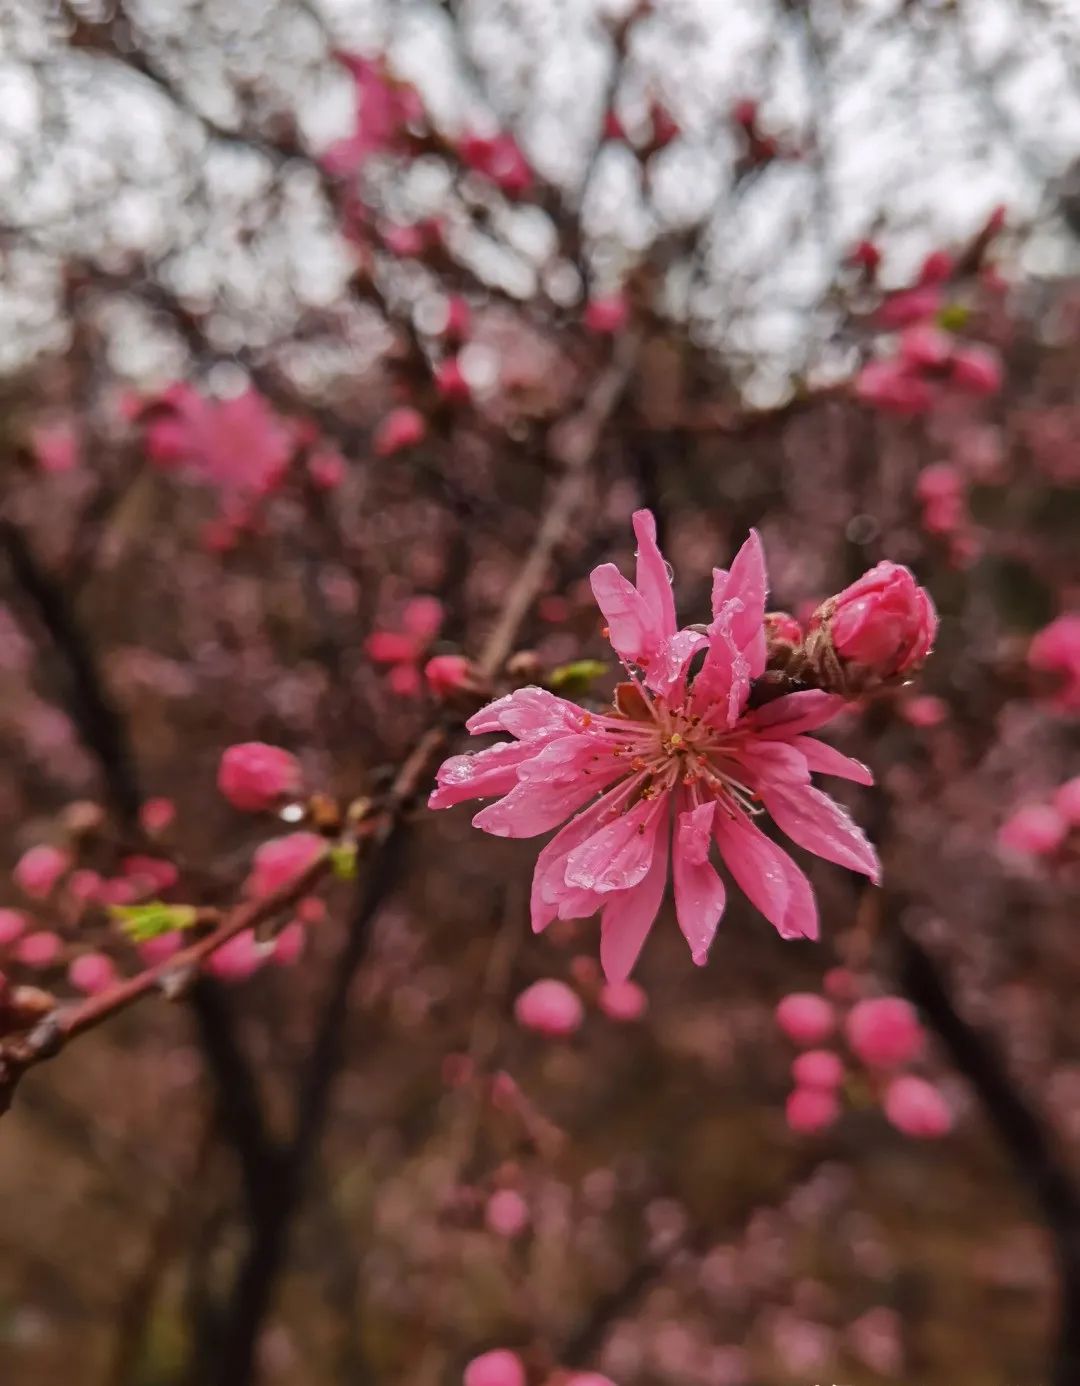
[0,1,1078,1383]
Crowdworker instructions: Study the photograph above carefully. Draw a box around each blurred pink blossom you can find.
[997,803,1068,857]
[775,993,836,1047]
[463,1349,527,1386]
[846,997,925,1069]
[218,742,302,813]
[884,1074,953,1138]
[13,845,70,899]
[514,979,585,1037]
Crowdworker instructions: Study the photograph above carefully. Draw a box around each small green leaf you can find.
[111,901,199,943]
[330,842,358,880]
[936,302,969,331]
[548,659,608,694]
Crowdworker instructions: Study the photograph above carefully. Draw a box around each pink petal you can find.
[762,782,881,882]
[690,604,750,725]
[466,685,581,738]
[644,629,708,698]
[714,808,817,940]
[472,748,620,838]
[790,736,874,786]
[711,531,768,675]
[589,562,656,663]
[632,509,677,642]
[428,739,536,809]
[747,690,846,737]
[599,815,670,981]
[564,796,666,894]
[530,794,619,931]
[673,803,726,964]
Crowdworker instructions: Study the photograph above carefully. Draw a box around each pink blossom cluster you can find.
[513,973,647,1038]
[997,777,1080,861]
[322,54,426,177]
[429,511,936,981]
[1028,613,1080,713]
[856,322,1003,417]
[776,983,952,1139]
[365,595,445,697]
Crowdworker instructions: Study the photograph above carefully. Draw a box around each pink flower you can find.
[845,997,924,1069]
[514,979,585,1036]
[786,1086,840,1133]
[208,929,265,982]
[144,387,293,500]
[31,421,81,473]
[1028,614,1080,712]
[997,804,1068,857]
[583,295,630,335]
[218,742,302,813]
[322,55,422,175]
[68,951,118,995]
[883,1074,952,1138]
[139,932,182,966]
[121,856,180,894]
[430,512,879,981]
[819,562,937,677]
[435,356,471,402]
[849,239,882,273]
[463,1349,527,1386]
[140,797,176,834]
[915,463,963,503]
[13,844,70,899]
[875,286,942,329]
[272,921,306,966]
[855,360,933,415]
[792,1049,844,1089]
[485,1188,530,1238]
[439,295,472,342]
[1053,778,1080,827]
[373,406,426,457]
[425,654,474,699]
[902,695,948,728]
[919,249,953,284]
[0,909,28,946]
[598,979,648,1022]
[898,324,953,370]
[775,993,836,1047]
[307,448,347,491]
[244,833,326,899]
[457,133,533,194]
[15,931,62,968]
[950,345,1003,396]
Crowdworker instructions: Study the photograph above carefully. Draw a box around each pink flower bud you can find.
[373,406,426,457]
[919,249,953,284]
[824,562,938,677]
[583,295,629,335]
[139,932,182,966]
[775,993,836,1047]
[513,979,584,1037]
[297,896,327,924]
[915,463,963,503]
[366,630,420,664]
[822,966,857,1000]
[598,980,648,1022]
[997,804,1068,857]
[883,1074,952,1139]
[122,856,179,893]
[950,345,1002,396]
[388,662,422,697]
[425,654,473,699]
[307,448,347,491]
[899,324,953,370]
[382,223,427,258]
[440,295,472,342]
[875,286,942,329]
[902,695,949,728]
[0,909,28,946]
[32,421,81,474]
[463,1349,527,1386]
[207,929,264,982]
[13,845,70,899]
[791,1050,844,1090]
[15,931,62,968]
[785,1085,840,1134]
[68,951,118,995]
[565,1376,619,1386]
[272,921,306,967]
[649,101,680,148]
[764,611,802,646]
[218,742,302,813]
[855,360,933,415]
[849,239,881,273]
[1053,778,1080,827]
[1028,615,1080,711]
[485,1188,530,1238]
[244,832,325,899]
[845,997,924,1069]
[67,869,104,904]
[435,357,471,402]
[403,595,444,640]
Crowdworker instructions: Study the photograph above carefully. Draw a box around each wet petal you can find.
[632,509,677,642]
[714,807,796,936]
[466,686,581,739]
[429,739,535,809]
[644,628,708,698]
[690,603,750,725]
[530,791,620,931]
[746,690,846,737]
[564,796,666,894]
[599,816,670,981]
[472,756,621,838]
[791,736,874,786]
[589,563,656,663]
[762,781,881,882]
[673,803,726,964]
[712,531,768,675]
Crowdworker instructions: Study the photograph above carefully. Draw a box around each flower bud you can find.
[13,845,70,899]
[764,611,803,671]
[845,997,924,1069]
[218,743,302,813]
[811,562,937,687]
[883,1075,952,1139]
[791,1049,844,1090]
[786,1085,840,1134]
[513,979,584,1037]
[424,654,485,702]
[373,406,426,457]
[775,993,835,1047]
[464,1349,527,1386]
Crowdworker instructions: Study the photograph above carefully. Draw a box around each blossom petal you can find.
[530,792,619,932]
[632,509,677,643]
[746,690,846,737]
[673,803,726,964]
[428,739,535,809]
[564,796,665,894]
[775,847,820,941]
[713,808,794,935]
[589,563,657,663]
[644,629,709,698]
[466,686,581,739]
[761,781,881,882]
[791,736,874,786]
[472,751,620,838]
[712,530,768,675]
[689,602,750,725]
[599,814,670,981]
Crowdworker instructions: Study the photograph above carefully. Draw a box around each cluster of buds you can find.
[762,562,938,698]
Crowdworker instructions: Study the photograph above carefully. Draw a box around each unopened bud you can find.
[803,562,938,693]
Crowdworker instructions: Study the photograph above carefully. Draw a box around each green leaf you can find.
[111,901,198,943]
[329,842,358,880]
[936,302,969,331]
[548,659,608,694]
